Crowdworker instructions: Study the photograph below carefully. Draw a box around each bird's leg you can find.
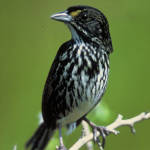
[83,118,110,149]
[57,125,67,150]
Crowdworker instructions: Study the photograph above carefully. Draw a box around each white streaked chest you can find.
[57,68,109,127]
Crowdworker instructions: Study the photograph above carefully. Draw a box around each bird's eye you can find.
[82,13,88,20]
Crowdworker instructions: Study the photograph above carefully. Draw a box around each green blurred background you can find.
[1,0,150,150]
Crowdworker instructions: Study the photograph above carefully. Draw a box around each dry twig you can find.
[69,112,150,150]
[81,121,93,150]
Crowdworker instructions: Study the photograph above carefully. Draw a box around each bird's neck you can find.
[67,24,82,44]
[67,24,103,49]
[67,24,113,54]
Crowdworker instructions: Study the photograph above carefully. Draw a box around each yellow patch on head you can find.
[70,10,82,17]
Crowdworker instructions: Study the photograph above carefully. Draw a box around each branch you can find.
[81,121,93,150]
[12,145,17,150]
[69,112,150,150]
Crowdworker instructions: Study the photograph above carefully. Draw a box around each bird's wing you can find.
[42,40,73,124]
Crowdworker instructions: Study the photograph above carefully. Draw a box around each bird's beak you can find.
[51,11,72,22]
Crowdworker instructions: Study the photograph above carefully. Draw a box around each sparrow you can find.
[26,5,113,150]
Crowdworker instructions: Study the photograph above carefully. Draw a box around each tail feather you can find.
[26,123,55,150]
[37,129,52,150]
[26,123,45,148]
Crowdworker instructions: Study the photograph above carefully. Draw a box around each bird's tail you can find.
[26,123,55,150]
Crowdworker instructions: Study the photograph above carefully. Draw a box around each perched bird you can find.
[26,5,113,150]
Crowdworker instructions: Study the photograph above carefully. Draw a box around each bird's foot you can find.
[56,145,67,150]
[92,126,109,149]
[83,118,111,149]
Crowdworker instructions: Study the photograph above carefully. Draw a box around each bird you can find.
[26,5,113,150]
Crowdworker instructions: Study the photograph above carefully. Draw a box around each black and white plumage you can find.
[26,5,113,150]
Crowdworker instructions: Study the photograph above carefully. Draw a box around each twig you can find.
[13,145,17,150]
[69,112,150,150]
[81,121,93,150]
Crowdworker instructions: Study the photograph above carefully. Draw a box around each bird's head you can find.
[51,6,113,53]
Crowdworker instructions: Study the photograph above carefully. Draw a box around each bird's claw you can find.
[56,145,67,150]
[83,118,110,149]
[92,126,110,148]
